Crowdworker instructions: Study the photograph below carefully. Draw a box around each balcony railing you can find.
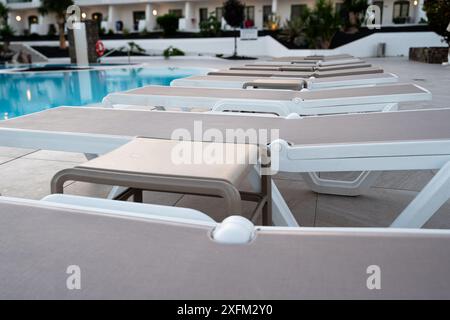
[6,0,33,3]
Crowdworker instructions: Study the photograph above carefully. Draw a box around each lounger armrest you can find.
[243,79,306,91]
[41,194,216,223]
[211,99,291,117]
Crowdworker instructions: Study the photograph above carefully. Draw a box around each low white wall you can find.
[102,32,446,57]
[334,32,446,57]
[15,31,447,58]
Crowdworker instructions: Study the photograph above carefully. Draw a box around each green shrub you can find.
[340,0,368,31]
[199,13,221,36]
[157,13,179,36]
[278,0,341,49]
[0,24,14,39]
[279,17,309,47]
[127,41,145,54]
[0,2,9,26]
[304,0,341,49]
[163,46,185,59]
[423,0,450,46]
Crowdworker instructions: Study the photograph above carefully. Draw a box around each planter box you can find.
[409,47,449,64]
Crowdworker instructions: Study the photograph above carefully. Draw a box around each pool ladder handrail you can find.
[97,46,127,63]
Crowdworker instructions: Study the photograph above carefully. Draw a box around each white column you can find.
[37,14,48,35]
[107,5,117,32]
[184,1,195,31]
[73,22,89,66]
[272,0,278,13]
[145,3,156,31]
[416,0,427,23]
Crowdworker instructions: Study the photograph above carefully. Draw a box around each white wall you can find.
[95,31,446,57]
[335,32,445,57]
[17,31,445,58]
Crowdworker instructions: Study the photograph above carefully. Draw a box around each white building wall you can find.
[277,0,318,24]
[1,0,431,35]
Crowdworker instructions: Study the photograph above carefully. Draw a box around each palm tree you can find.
[341,0,368,33]
[304,0,341,49]
[0,2,12,54]
[39,0,74,49]
[0,2,9,27]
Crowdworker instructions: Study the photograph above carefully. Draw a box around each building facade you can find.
[2,0,428,36]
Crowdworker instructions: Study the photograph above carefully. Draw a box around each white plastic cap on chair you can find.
[286,113,302,119]
[212,216,255,244]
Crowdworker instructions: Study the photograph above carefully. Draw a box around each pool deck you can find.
[1,57,450,228]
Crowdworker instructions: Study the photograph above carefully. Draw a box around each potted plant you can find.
[223,0,245,57]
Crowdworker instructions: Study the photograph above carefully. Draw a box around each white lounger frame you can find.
[249,58,365,67]
[271,138,450,228]
[2,194,450,299]
[0,127,298,227]
[102,85,428,117]
[2,114,450,228]
[170,73,399,90]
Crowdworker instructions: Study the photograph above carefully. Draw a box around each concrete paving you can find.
[1,57,449,228]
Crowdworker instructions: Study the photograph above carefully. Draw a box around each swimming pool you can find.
[0,66,207,119]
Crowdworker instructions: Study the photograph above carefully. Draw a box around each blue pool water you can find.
[0,67,206,119]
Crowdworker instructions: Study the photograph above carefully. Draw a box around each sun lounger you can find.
[229,62,372,72]
[2,106,450,229]
[50,138,273,225]
[209,66,383,78]
[101,83,430,116]
[272,53,355,62]
[1,194,449,299]
[247,58,365,67]
[171,73,399,90]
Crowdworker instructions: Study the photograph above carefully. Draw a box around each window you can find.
[199,8,208,23]
[215,7,223,20]
[244,6,255,21]
[169,9,183,18]
[372,1,383,22]
[393,1,409,23]
[133,11,145,31]
[28,15,38,26]
[92,12,103,29]
[291,4,307,20]
[263,5,272,25]
[92,12,103,22]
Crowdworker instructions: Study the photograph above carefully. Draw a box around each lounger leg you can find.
[85,154,137,202]
[301,171,381,196]
[107,186,129,199]
[391,161,450,228]
[84,153,98,160]
[261,174,272,226]
[246,167,299,227]
[133,189,143,203]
